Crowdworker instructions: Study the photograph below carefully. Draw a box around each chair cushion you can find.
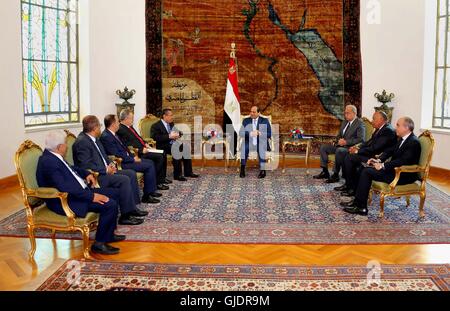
[33,205,99,227]
[372,181,421,193]
[136,172,144,180]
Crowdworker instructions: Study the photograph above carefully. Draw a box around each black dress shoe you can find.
[340,199,357,208]
[343,206,368,216]
[141,196,160,204]
[157,184,169,190]
[325,173,340,183]
[258,170,266,179]
[334,184,348,192]
[175,176,187,181]
[118,216,144,225]
[240,165,246,178]
[129,209,149,217]
[91,243,120,255]
[313,171,329,179]
[164,178,173,184]
[150,192,162,198]
[110,234,126,242]
[341,189,355,197]
[186,173,199,178]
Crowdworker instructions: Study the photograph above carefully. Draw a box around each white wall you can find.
[361,0,450,169]
[0,0,448,179]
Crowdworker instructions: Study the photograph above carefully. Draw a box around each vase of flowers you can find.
[290,128,304,139]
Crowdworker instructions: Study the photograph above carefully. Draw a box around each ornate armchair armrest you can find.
[144,138,156,148]
[26,187,76,221]
[108,155,123,170]
[87,170,101,189]
[389,165,425,190]
[128,146,139,156]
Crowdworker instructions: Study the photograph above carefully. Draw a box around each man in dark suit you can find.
[37,131,125,255]
[340,117,421,216]
[335,111,397,197]
[313,105,366,183]
[150,108,200,181]
[73,115,147,226]
[116,109,170,189]
[100,114,161,204]
[239,106,272,179]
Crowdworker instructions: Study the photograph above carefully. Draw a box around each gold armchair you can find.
[138,114,159,148]
[368,130,435,218]
[14,140,99,260]
[235,114,275,169]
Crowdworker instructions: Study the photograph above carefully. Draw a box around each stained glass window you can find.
[434,0,450,129]
[21,0,79,127]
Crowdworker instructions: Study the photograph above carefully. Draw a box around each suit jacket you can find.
[379,133,422,183]
[336,118,366,147]
[357,123,397,157]
[117,124,146,154]
[36,149,94,217]
[72,132,112,175]
[151,120,175,152]
[239,117,272,152]
[100,129,135,164]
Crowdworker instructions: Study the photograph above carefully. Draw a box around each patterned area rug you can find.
[1,168,449,244]
[37,261,450,291]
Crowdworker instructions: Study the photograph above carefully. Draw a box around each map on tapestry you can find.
[162,0,345,134]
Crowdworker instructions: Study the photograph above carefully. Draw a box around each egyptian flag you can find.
[224,57,241,135]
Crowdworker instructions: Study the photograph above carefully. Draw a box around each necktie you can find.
[113,134,129,154]
[165,122,171,133]
[252,119,257,146]
[342,121,351,136]
[62,159,88,189]
[129,126,146,146]
[92,139,108,168]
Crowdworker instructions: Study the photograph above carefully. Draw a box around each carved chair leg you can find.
[81,226,92,259]
[406,196,411,207]
[419,193,426,218]
[51,229,56,239]
[27,224,36,260]
[368,190,373,205]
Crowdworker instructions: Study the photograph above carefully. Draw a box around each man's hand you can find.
[373,162,383,171]
[338,139,347,146]
[85,174,97,188]
[106,163,117,175]
[93,193,109,205]
[349,146,358,154]
[250,130,259,138]
[169,131,180,140]
[367,158,381,165]
[134,156,142,163]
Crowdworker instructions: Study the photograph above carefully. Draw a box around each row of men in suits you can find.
[36,110,199,255]
[313,106,421,216]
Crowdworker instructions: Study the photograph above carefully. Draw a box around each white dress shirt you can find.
[252,117,259,146]
[49,151,87,189]
[87,133,108,168]
[399,132,412,149]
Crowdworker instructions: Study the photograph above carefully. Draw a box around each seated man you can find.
[151,108,199,181]
[313,105,366,183]
[117,109,170,189]
[336,111,397,197]
[73,115,147,226]
[340,117,421,216]
[100,114,161,204]
[239,105,272,179]
[36,131,125,255]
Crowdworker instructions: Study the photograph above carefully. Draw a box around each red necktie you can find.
[129,126,146,146]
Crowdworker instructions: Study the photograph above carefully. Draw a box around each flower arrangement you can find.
[204,129,220,141]
[289,128,304,139]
